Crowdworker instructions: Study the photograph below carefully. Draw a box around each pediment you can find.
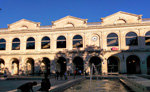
[101,11,142,25]
[52,16,88,28]
[8,19,41,31]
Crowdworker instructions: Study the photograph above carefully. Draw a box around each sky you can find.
[0,0,150,28]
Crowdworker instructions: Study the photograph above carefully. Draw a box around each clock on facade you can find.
[91,36,98,41]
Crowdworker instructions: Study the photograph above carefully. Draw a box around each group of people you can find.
[55,70,68,80]
[17,73,51,92]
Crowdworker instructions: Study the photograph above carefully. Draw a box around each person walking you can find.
[60,71,63,80]
[64,72,67,80]
[56,70,59,80]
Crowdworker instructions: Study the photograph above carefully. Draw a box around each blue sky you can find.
[0,0,150,28]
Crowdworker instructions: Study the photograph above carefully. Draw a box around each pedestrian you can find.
[56,70,59,80]
[38,73,51,92]
[79,70,82,75]
[4,70,7,77]
[17,81,37,92]
[60,71,63,80]
[74,70,76,79]
[64,72,67,80]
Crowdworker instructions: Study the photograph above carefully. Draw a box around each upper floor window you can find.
[26,37,35,49]
[73,35,83,48]
[12,38,20,50]
[107,33,118,46]
[126,32,138,46]
[145,31,150,45]
[0,39,6,50]
[57,36,66,48]
[41,36,50,49]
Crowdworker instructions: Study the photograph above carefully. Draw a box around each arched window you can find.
[12,38,20,50]
[145,31,150,45]
[20,25,28,30]
[107,33,118,46]
[41,36,50,49]
[0,39,6,50]
[126,32,138,46]
[116,19,126,24]
[26,37,35,49]
[73,35,83,48]
[57,36,66,48]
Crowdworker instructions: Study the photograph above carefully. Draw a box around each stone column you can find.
[67,34,72,50]
[20,37,25,53]
[5,58,11,76]
[19,57,24,75]
[101,58,108,75]
[140,55,147,74]
[84,58,89,75]
[51,60,56,73]
[34,58,41,75]
[35,35,41,52]
[101,32,107,51]
[120,31,126,50]
[6,37,11,53]
[67,58,73,74]
[139,29,145,49]
[51,34,56,52]
[120,53,127,73]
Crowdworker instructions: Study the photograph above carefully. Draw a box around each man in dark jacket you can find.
[38,73,51,92]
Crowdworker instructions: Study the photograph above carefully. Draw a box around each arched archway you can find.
[107,56,120,74]
[147,56,150,74]
[26,58,34,75]
[73,57,84,73]
[89,56,101,75]
[56,57,67,72]
[126,55,141,74]
[0,59,5,74]
[11,58,19,75]
[41,57,50,75]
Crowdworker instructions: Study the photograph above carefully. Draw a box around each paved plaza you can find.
[0,74,150,92]
[0,75,83,92]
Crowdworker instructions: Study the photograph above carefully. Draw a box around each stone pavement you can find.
[0,75,83,92]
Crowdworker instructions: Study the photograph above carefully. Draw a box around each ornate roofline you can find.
[51,15,88,24]
[100,11,142,20]
[7,19,41,27]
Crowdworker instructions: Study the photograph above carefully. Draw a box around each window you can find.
[12,38,20,50]
[41,36,50,49]
[116,19,126,24]
[73,35,83,48]
[0,39,6,50]
[57,36,66,48]
[145,31,150,45]
[26,37,35,49]
[126,32,138,46]
[107,33,118,46]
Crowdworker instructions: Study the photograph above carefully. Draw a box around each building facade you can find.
[0,11,150,75]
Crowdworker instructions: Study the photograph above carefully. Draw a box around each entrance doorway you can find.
[73,57,84,73]
[56,57,66,72]
[41,57,50,75]
[107,56,119,74]
[89,56,101,75]
[12,58,19,75]
[126,55,141,74]
[147,56,150,74]
[26,58,34,75]
[0,59,4,74]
